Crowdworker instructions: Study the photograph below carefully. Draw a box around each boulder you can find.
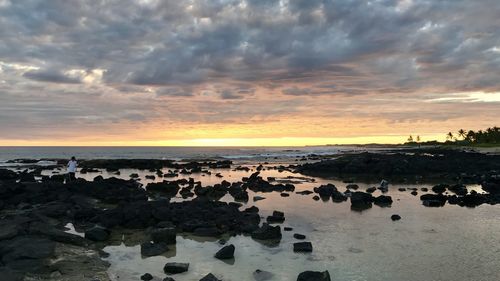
[432,184,448,194]
[266,211,285,223]
[84,226,110,241]
[373,195,393,207]
[350,192,373,211]
[141,241,169,257]
[251,223,281,240]
[151,227,176,244]
[214,244,235,260]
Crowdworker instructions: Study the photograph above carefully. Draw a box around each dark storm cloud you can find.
[0,0,499,140]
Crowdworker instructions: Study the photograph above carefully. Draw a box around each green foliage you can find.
[404,126,500,146]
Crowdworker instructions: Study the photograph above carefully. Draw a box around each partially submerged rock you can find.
[293,242,313,252]
[297,270,331,281]
[164,262,189,274]
[214,244,235,260]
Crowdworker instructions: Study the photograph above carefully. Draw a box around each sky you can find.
[0,0,499,146]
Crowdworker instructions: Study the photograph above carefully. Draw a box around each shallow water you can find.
[56,165,500,281]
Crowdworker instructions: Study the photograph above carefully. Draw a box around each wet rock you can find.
[200,273,221,281]
[432,184,448,194]
[398,187,406,192]
[244,206,259,213]
[29,222,88,247]
[193,227,221,237]
[420,194,447,207]
[151,227,176,244]
[164,262,189,274]
[293,242,313,252]
[214,244,235,260]
[253,269,274,281]
[280,192,290,197]
[366,187,376,193]
[411,191,418,196]
[312,196,320,201]
[373,195,393,207]
[145,175,156,180]
[296,190,313,195]
[313,184,337,197]
[448,184,467,196]
[251,223,281,240]
[350,192,373,211]
[346,184,359,190]
[84,226,110,241]
[266,211,285,223]
[421,187,429,192]
[0,236,56,275]
[293,233,306,240]
[297,270,331,281]
[141,241,169,257]
[253,196,266,202]
[141,273,153,281]
[391,214,401,221]
[130,173,140,179]
[296,149,500,183]
[0,169,18,180]
[146,181,180,197]
[482,180,500,194]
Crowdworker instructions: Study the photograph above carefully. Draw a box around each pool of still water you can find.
[50,164,500,281]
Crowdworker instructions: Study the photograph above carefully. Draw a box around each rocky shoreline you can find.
[1,148,499,280]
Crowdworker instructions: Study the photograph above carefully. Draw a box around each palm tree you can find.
[446,132,454,141]
[466,130,476,143]
[458,129,466,140]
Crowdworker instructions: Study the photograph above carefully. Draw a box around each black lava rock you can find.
[214,244,235,260]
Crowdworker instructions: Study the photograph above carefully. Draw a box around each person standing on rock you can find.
[66,156,78,183]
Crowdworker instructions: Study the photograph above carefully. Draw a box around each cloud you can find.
[0,0,499,142]
[23,69,82,84]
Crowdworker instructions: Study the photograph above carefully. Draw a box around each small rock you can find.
[293,233,306,240]
[164,262,189,274]
[284,227,293,231]
[391,214,401,221]
[141,273,153,281]
[297,270,331,281]
[253,196,266,202]
[141,241,169,257]
[293,242,313,252]
[199,273,221,281]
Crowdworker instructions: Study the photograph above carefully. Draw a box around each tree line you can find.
[406,126,500,145]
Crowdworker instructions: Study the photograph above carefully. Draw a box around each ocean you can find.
[0,145,386,162]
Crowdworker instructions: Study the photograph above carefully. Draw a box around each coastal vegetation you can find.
[405,126,500,146]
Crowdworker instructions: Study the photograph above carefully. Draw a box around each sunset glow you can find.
[0,1,499,146]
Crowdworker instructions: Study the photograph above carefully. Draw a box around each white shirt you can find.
[67,160,77,173]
